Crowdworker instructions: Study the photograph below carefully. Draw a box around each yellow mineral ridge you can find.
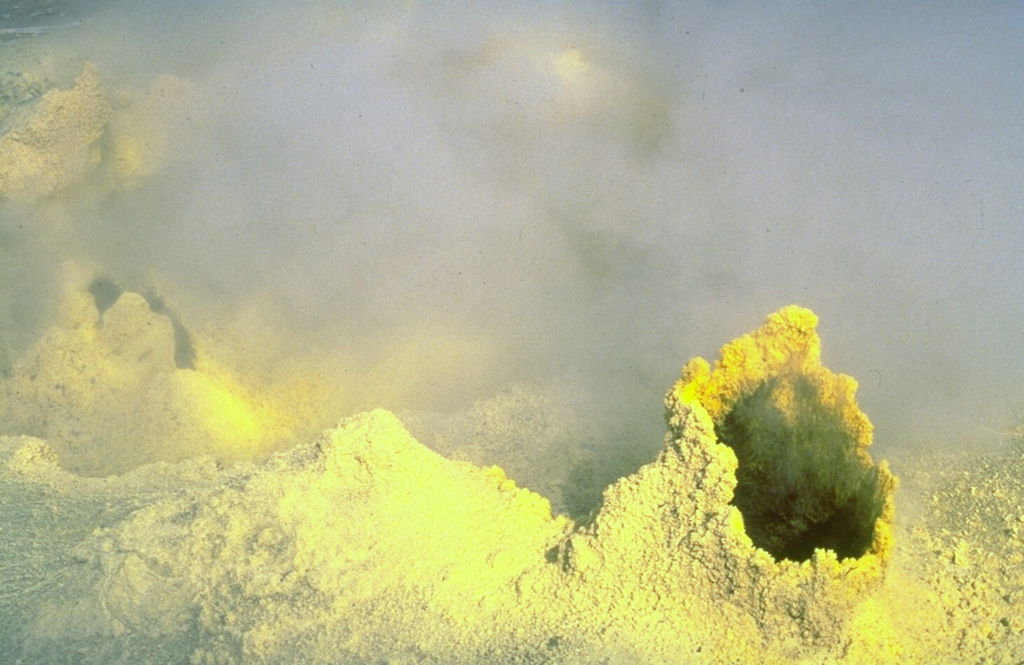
[0,304,940,664]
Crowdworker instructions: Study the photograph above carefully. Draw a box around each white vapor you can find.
[2,0,1023,471]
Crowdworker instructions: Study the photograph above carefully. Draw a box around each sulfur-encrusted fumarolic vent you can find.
[668,305,894,563]
[556,305,899,659]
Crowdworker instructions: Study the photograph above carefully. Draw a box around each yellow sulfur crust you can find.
[0,304,909,663]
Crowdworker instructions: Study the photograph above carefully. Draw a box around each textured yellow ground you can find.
[2,293,1022,663]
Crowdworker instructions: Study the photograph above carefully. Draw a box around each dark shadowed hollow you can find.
[715,375,886,562]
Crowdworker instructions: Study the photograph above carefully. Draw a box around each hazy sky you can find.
[3,0,1023,456]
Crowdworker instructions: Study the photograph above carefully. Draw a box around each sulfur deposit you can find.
[0,62,108,203]
[550,305,899,662]
[0,303,920,664]
[0,273,318,475]
[3,12,1024,662]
